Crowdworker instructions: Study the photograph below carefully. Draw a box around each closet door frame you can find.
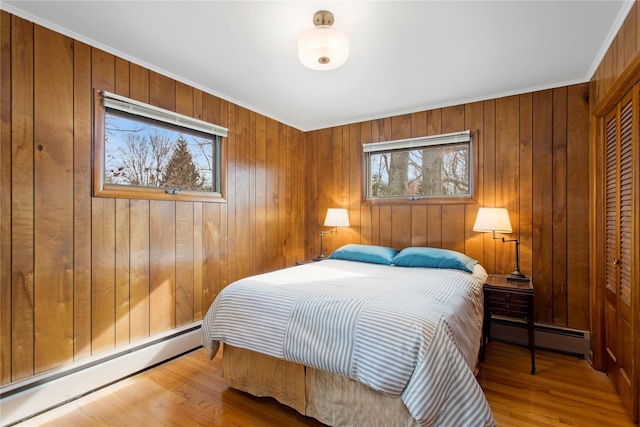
[591,60,640,423]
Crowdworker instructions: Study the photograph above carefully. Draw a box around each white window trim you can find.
[363,130,470,153]
[102,91,228,138]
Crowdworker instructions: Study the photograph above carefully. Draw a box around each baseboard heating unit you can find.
[0,322,203,426]
[490,316,591,359]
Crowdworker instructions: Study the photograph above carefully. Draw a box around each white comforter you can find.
[202,260,495,427]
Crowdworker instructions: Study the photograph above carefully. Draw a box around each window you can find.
[93,90,228,202]
[363,130,473,202]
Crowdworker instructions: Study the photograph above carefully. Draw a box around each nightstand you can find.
[480,274,535,374]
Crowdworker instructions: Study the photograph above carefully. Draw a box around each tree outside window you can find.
[104,112,219,193]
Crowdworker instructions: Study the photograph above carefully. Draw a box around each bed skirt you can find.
[222,344,417,427]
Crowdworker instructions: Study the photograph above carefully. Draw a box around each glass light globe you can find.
[298,26,349,71]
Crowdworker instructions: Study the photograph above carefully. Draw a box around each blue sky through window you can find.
[105,112,215,191]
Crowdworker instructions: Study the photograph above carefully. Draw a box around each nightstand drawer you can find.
[486,291,529,318]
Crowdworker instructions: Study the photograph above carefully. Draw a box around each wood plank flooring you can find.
[14,341,635,426]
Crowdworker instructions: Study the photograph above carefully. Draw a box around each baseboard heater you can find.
[0,322,203,426]
[490,316,591,359]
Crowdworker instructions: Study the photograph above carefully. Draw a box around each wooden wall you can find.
[305,86,591,330]
[591,2,640,110]
[0,12,306,385]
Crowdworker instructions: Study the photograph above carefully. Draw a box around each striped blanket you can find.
[202,260,495,426]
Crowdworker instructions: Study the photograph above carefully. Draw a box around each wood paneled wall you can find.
[591,2,640,110]
[305,86,591,330]
[0,13,306,385]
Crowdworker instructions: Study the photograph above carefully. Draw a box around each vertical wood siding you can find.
[0,13,305,385]
[305,87,591,330]
[0,11,13,383]
[591,2,640,109]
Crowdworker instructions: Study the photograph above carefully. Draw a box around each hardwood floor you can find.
[477,342,634,427]
[15,341,635,427]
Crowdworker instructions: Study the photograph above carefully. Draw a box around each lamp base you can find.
[507,271,530,282]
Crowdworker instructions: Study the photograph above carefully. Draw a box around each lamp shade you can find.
[324,208,350,227]
[473,207,513,233]
[298,24,349,70]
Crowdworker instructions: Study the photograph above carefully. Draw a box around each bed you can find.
[202,245,495,427]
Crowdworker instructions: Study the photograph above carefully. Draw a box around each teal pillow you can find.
[392,247,477,273]
[328,244,399,265]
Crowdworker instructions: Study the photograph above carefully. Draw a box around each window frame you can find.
[362,130,477,205]
[93,89,228,203]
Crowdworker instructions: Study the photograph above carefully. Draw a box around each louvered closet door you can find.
[604,89,636,419]
[604,106,619,389]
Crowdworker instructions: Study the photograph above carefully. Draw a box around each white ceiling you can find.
[3,1,634,131]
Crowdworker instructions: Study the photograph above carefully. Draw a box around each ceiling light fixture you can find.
[298,10,349,71]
